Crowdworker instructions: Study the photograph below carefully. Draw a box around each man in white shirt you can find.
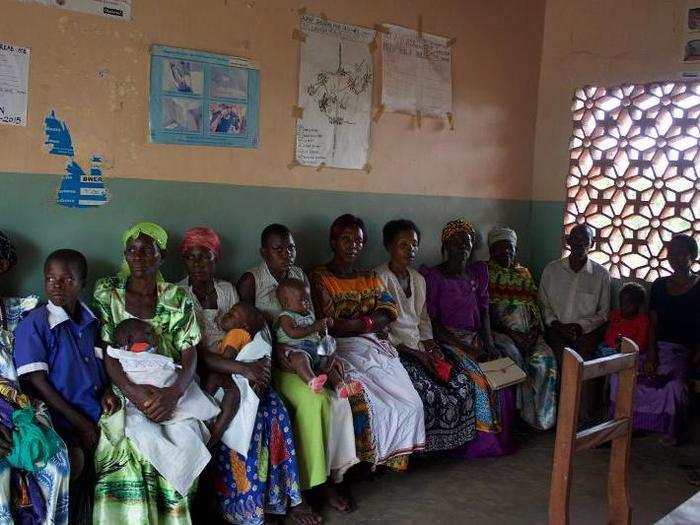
[538,224,611,420]
[539,224,611,358]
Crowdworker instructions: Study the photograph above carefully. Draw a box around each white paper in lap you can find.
[381,24,452,117]
[295,15,375,169]
[219,331,271,457]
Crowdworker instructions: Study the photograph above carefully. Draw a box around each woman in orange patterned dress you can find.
[309,214,425,469]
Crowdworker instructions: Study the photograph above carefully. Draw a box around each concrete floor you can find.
[320,427,699,525]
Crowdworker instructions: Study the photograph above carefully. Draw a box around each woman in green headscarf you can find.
[92,222,202,524]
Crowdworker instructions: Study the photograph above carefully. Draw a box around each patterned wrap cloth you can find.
[487,259,558,430]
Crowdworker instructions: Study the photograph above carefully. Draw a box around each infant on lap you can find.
[107,318,220,495]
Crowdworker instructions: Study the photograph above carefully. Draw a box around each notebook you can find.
[481,357,527,390]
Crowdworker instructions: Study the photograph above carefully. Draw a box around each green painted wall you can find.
[529,200,566,279]
[1,172,533,297]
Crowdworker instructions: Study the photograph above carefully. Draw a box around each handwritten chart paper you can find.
[0,42,30,127]
[381,24,452,118]
[295,15,375,170]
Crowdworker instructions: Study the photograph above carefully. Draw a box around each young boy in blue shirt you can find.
[13,249,119,500]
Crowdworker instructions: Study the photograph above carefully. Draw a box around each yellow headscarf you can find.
[119,222,168,279]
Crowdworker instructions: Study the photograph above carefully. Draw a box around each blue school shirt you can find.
[13,301,106,433]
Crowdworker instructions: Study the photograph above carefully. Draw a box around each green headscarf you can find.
[118,222,168,280]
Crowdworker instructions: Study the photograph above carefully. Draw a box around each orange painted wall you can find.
[0,0,545,200]
[532,0,690,202]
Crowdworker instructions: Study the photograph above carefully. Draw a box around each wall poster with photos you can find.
[149,45,259,148]
[682,3,700,65]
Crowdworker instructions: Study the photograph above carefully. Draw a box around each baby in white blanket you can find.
[109,318,220,495]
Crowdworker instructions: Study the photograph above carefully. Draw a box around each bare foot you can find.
[323,483,353,513]
[288,502,322,525]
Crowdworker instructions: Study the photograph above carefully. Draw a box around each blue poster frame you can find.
[149,45,259,148]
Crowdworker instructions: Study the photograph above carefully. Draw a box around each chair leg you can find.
[549,349,584,525]
[606,345,637,524]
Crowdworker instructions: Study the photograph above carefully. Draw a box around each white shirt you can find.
[375,263,433,349]
[248,261,310,323]
[538,257,611,334]
[179,278,238,352]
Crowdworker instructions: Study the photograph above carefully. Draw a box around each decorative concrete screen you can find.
[565,82,700,280]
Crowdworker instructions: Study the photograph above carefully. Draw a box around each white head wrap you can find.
[487,227,517,248]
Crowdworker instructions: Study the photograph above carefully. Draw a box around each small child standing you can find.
[598,282,649,357]
[275,278,358,397]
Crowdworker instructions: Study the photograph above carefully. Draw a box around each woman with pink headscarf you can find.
[178,227,318,525]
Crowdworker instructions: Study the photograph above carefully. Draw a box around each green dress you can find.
[92,276,201,524]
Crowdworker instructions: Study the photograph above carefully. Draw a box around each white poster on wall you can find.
[295,14,375,170]
[0,42,30,127]
[380,24,452,117]
[20,0,132,20]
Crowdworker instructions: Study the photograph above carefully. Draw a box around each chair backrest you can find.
[548,337,639,525]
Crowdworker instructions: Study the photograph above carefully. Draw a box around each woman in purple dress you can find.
[420,219,515,457]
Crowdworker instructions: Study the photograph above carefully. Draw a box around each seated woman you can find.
[487,227,557,431]
[421,219,515,457]
[376,219,476,451]
[92,222,205,523]
[177,227,317,525]
[14,249,119,523]
[309,214,425,470]
[637,234,698,444]
[236,224,357,513]
[0,231,69,524]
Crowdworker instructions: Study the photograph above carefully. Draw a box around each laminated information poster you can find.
[149,45,260,148]
[0,42,30,127]
[380,24,452,117]
[21,0,132,20]
[295,14,375,169]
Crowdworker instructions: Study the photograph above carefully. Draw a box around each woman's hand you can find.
[481,340,500,362]
[422,339,442,356]
[0,424,12,457]
[241,357,271,391]
[143,386,181,423]
[101,388,121,416]
[126,384,156,411]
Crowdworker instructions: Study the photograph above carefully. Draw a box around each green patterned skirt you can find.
[93,406,195,524]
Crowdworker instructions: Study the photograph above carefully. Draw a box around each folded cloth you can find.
[219,331,272,457]
[106,346,220,495]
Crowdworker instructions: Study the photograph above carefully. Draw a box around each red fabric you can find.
[178,226,222,260]
[129,342,150,353]
[269,419,290,466]
[430,354,453,382]
[604,309,650,353]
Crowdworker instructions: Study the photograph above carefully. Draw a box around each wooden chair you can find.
[548,337,639,525]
